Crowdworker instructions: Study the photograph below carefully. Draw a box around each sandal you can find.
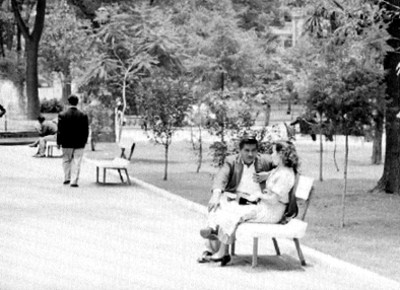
[197,251,212,263]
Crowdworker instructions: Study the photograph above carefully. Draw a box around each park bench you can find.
[232,175,314,268]
[94,142,135,185]
[46,140,62,157]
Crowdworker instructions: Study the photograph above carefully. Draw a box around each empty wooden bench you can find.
[232,175,314,267]
[46,140,62,157]
[94,142,135,185]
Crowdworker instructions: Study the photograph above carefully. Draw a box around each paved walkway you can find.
[1,146,399,290]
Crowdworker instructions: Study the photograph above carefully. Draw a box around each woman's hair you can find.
[274,141,299,173]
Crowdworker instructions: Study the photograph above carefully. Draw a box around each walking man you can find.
[57,95,89,187]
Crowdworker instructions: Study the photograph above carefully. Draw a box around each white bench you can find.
[232,175,314,267]
[94,142,135,185]
[46,140,62,157]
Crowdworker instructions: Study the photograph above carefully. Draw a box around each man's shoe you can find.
[200,227,218,240]
[70,184,79,188]
[33,153,45,158]
[28,143,37,147]
[63,180,70,185]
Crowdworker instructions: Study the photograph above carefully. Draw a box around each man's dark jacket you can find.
[57,107,89,149]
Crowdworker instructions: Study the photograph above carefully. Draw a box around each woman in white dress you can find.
[207,141,299,266]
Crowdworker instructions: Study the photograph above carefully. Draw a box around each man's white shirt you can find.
[236,162,262,201]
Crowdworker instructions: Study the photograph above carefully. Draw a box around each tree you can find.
[181,1,274,165]
[187,85,210,173]
[0,0,15,57]
[40,0,91,103]
[299,0,390,168]
[328,68,379,227]
[140,72,192,180]
[306,66,340,181]
[11,0,46,119]
[79,3,183,142]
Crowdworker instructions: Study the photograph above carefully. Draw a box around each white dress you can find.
[207,167,295,244]
[250,167,295,223]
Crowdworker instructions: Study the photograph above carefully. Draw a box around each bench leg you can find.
[103,168,106,183]
[294,238,306,266]
[124,169,131,185]
[272,238,281,256]
[231,241,236,256]
[252,237,258,268]
[117,169,124,183]
[96,167,99,183]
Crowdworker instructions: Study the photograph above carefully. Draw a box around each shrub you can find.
[40,98,63,113]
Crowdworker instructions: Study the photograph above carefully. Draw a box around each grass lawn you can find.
[86,128,400,283]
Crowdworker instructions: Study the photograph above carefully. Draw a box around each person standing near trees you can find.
[57,95,89,187]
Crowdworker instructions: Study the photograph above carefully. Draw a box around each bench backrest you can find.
[292,175,314,221]
[120,142,136,161]
[294,175,314,200]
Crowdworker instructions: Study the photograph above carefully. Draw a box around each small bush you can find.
[40,98,63,113]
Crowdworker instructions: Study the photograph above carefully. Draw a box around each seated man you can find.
[30,115,58,157]
[198,134,275,265]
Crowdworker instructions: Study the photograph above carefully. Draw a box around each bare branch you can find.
[11,0,31,40]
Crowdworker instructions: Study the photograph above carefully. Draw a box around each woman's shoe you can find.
[210,255,231,266]
[197,251,212,263]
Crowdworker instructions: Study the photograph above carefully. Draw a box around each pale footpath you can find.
[0,145,399,290]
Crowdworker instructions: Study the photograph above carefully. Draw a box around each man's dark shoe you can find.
[70,184,78,188]
[63,180,70,185]
[200,227,218,240]
[33,153,45,158]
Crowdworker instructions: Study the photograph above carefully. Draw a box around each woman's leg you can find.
[211,241,228,259]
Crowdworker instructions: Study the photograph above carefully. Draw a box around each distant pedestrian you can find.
[57,95,89,187]
[0,104,6,118]
[30,115,58,157]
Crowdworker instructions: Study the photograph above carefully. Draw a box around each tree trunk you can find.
[16,27,21,57]
[196,125,203,173]
[164,141,169,181]
[264,103,271,127]
[287,96,291,115]
[11,0,46,120]
[319,116,323,181]
[25,40,40,119]
[62,80,71,104]
[340,134,349,228]
[0,26,5,57]
[371,116,383,165]
[377,1,400,194]
[377,51,400,193]
[61,68,72,104]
